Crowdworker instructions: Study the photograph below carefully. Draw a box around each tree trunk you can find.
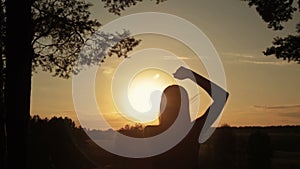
[4,0,33,168]
[0,1,6,168]
[0,35,7,169]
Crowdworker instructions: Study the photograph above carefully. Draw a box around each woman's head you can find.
[159,85,190,127]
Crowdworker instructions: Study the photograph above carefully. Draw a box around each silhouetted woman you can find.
[144,66,229,169]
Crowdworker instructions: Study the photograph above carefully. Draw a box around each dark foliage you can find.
[264,24,300,63]
[243,0,297,30]
[243,0,300,63]
[77,30,141,75]
[101,0,167,15]
[28,116,94,169]
[30,0,142,78]
[31,0,100,78]
[118,123,144,137]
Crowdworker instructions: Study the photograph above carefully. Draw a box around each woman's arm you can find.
[173,66,229,137]
[173,66,228,99]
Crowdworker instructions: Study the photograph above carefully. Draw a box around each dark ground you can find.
[25,116,300,169]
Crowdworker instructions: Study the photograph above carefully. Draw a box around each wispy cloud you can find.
[222,52,295,66]
[163,55,193,60]
[240,60,292,66]
[177,56,193,60]
[100,66,115,74]
[253,104,300,110]
[277,112,300,118]
[253,104,300,119]
[222,52,255,58]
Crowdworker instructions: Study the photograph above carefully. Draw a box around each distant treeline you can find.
[27,115,300,169]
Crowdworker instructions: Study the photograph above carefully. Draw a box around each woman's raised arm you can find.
[173,66,228,99]
[173,66,229,138]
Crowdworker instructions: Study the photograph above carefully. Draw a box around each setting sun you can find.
[128,68,177,114]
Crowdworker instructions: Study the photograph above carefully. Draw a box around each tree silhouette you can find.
[30,0,142,78]
[263,24,300,63]
[101,0,166,15]
[243,0,300,63]
[1,0,162,168]
[118,123,144,138]
[243,0,297,31]
[27,115,97,169]
[4,1,33,169]
[0,1,6,167]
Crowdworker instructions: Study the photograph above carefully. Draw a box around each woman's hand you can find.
[173,66,191,80]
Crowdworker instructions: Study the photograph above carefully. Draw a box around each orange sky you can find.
[30,0,300,129]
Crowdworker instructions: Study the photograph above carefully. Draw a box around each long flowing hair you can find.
[159,85,191,128]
